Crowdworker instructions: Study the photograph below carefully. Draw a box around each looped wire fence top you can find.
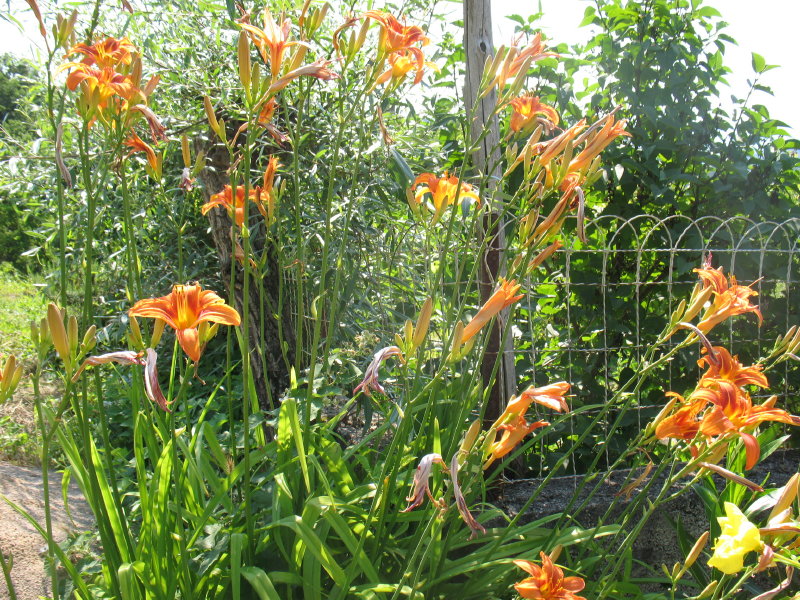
[521,214,800,477]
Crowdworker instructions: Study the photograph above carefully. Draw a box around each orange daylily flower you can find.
[693,263,762,334]
[698,346,768,390]
[655,391,706,441]
[462,278,524,343]
[495,382,571,427]
[514,552,587,600]
[411,172,481,225]
[374,49,436,88]
[509,94,559,133]
[698,382,800,470]
[363,10,429,56]
[129,283,241,363]
[486,415,549,466]
[65,37,136,69]
[240,9,303,79]
[124,131,159,174]
[202,185,259,227]
[64,63,138,106]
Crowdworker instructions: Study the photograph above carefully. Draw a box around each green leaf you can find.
[241,567,282,600]
[751,52,766,73]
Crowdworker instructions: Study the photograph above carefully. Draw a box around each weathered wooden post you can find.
[463,0,516,423]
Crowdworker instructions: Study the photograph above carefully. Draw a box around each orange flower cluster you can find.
[656,346,800,470]
[202,156,281,228]
[691,261,763,334]
[509,94,559,134]
[485,382,570,468]
[61,37,159,127]
[363,11,433,89]
[410,172,481,225]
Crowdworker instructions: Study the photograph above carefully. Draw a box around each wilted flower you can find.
[353,345,404,396]
[485,415,549,467]
[402,453,447,511]
[708,502,763,574]
[513,551,586,600]
[124,131,160,177]
[72,349,169,411]
[129,283,241,363]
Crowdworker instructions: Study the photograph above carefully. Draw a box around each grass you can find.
[0,262,49,465]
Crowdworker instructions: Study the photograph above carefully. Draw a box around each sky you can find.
[3,0,799,135]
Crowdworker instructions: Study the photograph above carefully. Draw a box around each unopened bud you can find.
[150,318,166,348]
[696,580,717,599]
[67,315,79,355]
[412,297,433,351]
[769,473,800,523]
[82,324,97,352]
[47,303,70,363]
[181,135,191,169]
[683,283,713,323]
[677,531,709,578]
[237,31,252,95]
[460,419,482,454]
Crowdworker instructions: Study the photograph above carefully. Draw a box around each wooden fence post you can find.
[463,0,516,423]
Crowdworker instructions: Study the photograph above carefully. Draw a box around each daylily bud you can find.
[306,3,330,37]
[696,581,717,599]
[128,315,145,350]
[39,317,51,346]
[82,324,97,352]
[47,303,70,364]
[403,319,413,349]
[460,419,482,454]
[769,473,800,523]
[683,283,713,323]
[237,32,252,97]
[448,321,465,362]
[203,96,224,141]
[30,320,39,346]
[677,531,709,578]
[54,10,78,50]
[150,318,166,348]
[181,135,191,169]
[0,355,23,402]
[351,18,370,60]
[669,299,687,327]
[412,297,433,351]
[548,545,563,563]
[67,315,79,356]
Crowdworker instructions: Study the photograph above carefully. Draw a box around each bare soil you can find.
[0,461,94,600]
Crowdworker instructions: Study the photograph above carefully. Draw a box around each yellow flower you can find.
[707,502,762,574]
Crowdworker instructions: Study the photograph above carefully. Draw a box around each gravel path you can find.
[0,462,94,600]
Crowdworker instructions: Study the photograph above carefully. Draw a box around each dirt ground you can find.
[0,461,93,600]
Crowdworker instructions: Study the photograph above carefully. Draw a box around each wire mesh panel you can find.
[521,215,800,477]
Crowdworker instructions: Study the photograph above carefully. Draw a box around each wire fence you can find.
[522,215,800,476]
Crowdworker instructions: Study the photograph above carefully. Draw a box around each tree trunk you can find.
[198,139,295,410]
[463,0,516,424]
